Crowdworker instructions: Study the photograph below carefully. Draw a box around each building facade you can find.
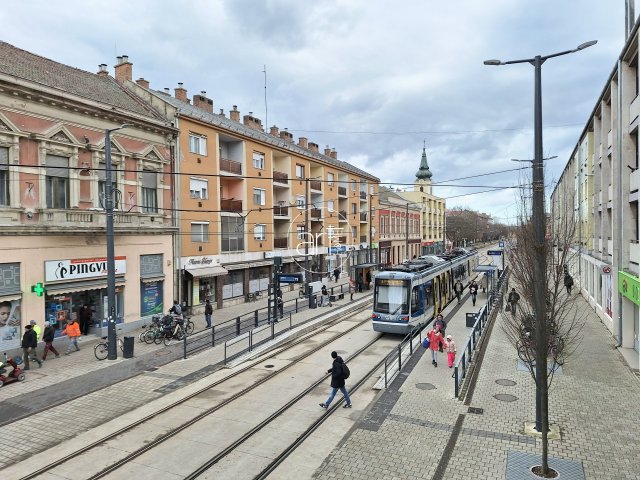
[0,44,177,349]
[378,187,421,266]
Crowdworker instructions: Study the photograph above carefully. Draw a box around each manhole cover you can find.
[494,393,518,402]
[415,383,436,390]
[468,407,484,414]
[264,364,275,368]
[496,379,516,386]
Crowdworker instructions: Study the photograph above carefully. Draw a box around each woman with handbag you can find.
[427,325,444,367]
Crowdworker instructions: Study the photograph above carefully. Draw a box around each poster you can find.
[140,280,164,317]
[0,298,21,350]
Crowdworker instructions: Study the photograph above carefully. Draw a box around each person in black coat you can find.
[42,321,60,360]
[22,324,42,370]
[564,274,574,294]
[319,351,352,409]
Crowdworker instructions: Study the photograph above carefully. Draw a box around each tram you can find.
[371,248,479,334]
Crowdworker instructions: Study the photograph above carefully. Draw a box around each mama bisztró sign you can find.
[618,271,640,307]
[45,256,127,282]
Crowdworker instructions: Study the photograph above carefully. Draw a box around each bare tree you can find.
[501,191,583,477]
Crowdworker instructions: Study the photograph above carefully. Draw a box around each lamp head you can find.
[576,40,597,51]
[483,59,502,66]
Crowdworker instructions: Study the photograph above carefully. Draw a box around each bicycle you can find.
[94,335,124,360]
[162,320,186,346]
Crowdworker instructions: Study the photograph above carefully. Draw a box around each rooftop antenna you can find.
[262,65,268,130]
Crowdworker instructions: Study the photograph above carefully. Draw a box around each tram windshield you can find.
[374,278,409,315]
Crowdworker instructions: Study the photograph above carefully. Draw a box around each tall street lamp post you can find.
[105,124,129,360]
[484,41,596,439]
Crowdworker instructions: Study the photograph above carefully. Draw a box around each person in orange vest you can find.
[61,318,81,355]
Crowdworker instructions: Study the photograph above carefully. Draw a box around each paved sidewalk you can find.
[314,288,640,479]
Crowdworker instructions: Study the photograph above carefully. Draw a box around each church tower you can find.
[414,143,433,194]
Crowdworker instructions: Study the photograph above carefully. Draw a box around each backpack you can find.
[341,363,351,379]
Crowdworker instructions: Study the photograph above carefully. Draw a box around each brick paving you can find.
[314,290,640,479]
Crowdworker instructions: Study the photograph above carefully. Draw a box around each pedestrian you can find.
[276,289,284,319]
[434,314,447,351]
[427,325,444,367]
[204,299,213,328]
[564,273,574,295]
[469,281,478,306]
[333,267,340,283]
[319,351,352,409]
[79,304,92,336]
[30,319,42,344]
[454,280,463,303]
[366,271,372,290]
[357,273,363,293]
[61,318,81,354]
[21,324,42,370]
[169,300,183,322]
[444,334,457,368]
[321,284,331,307]
[41,321,60,360]
[507,288,520,314]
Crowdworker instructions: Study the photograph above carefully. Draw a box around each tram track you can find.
[16,303,378,480]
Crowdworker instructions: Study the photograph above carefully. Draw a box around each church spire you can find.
[415,141,433,180]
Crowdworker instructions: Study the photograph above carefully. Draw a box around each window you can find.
[252,151,265,169]
[351,203,357,214]
[351,180,356,192]
[297,225,306,239]
[327,173,334,186]
[370,185,374,194]
[327,200,334,212]
[296,195,305,209]
[351,226,357,240]
[189,177,208,199]
[141,170,158,213]
[253,188,266,206]
[46,155,69,209]
[222,216,244,252]
[0,147,8,206]
[254,224,266,240]
[189,133,207,155]
[191,222,209,242]
[296,164,305,179]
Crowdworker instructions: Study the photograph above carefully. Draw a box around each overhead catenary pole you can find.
[305,176,310,303]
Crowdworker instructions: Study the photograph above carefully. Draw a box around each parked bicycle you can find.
[94,335,124,360]
[162,318,186,346]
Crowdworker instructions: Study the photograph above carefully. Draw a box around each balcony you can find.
[221,198,243,212]
[274,236,288,249]
[220,158,242,175]
[273,205,289,216]
[273,171,288,185]
[309,180,322,191]
[359,192,367,200]
[360,213,367,222]
[338,186,347,196]
[310,208,322,219]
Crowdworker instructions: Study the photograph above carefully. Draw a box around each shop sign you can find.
[181,255,217,268]
[618,271,640,307]
[45,256,127,282]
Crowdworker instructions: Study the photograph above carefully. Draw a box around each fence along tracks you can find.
[17,303,378,480]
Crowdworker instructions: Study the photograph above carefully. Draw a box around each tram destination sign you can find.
[487,250,503,256]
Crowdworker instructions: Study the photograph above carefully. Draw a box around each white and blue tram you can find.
[371,249,479,334]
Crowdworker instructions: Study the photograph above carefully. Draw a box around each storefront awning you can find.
[140,275,165,283]
[0,293,22,302]
[186,266,228,278]
[46,277,125,295]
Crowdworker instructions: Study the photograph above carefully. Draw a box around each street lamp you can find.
[105,124,130,360]
[510,155,558,163]
[484,40,596,436]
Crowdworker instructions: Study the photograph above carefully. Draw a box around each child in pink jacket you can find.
[445,334,457,368]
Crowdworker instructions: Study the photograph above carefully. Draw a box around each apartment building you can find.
[123,70,379,310]
[399,147,446,254]
[378,187,422,266]
[550,22,640,359]
[0,43,177,349]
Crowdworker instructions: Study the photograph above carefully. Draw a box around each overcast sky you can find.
[1,1,631,224]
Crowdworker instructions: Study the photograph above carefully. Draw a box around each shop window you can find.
[252,151,265,169]
[189,178,208,199]
[199,279,214,303]
[189,133,207,155]
[0,147,8,206]
[46,155,69,209]
[222,270,244,299]
[222,216,244,252]
[141,170,157,213]
[191,222,209,242]
[249,266,270,292]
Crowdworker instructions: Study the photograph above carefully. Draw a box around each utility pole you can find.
[305,177,310,305]
[105,124,129,360]
[369,192,374,264]
[405,202,409,261]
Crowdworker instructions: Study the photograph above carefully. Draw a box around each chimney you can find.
[193,91,214,113]
[308,142,319,153]
[243,112,263,131]
[324,145,332,156]
[219,108,225,117]
[270,125,279,137]
[163,88,170,95]
[97,64,109,77]
[298,137,308,148]
[280,128,293,142]
[330,148,337,159]
[174,83,188,102]
[136,77,150,88]
[114,55,133,84]
[230,105,240,122]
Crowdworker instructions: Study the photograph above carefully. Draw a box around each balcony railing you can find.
[274,236,288,249]
[310,180,322,191]
[274,205,289,216]
[310,208,322,219]
[220,157,242,175]
[360,213,367,222]
[273,171,288,184]
[221,198,243,212]
[339,210,347,220]
[338,186,347,196]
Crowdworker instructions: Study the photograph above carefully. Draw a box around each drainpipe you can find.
[616,60,623,347]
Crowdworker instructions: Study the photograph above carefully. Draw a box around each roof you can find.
[0,42,165,121]
[159,94,379,182]
[416,147,433,180]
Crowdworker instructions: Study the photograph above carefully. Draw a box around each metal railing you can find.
[382,326,424,388]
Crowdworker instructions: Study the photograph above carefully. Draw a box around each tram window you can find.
[424,281,433,308]
[411,286,420,311]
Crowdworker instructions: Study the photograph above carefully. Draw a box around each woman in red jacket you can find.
[427,324,444,367]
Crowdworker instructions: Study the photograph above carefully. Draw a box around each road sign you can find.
[487,250,503,256]
[277,273,303,284]
[498,241,505,247]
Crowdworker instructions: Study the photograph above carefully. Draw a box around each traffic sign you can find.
[277,273,303,284]
[498,241,505,247]
[487,250,503,256]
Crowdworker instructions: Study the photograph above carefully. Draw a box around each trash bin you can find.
[465,313,477,328]
[123,336,134,358]
[309,294,317,309]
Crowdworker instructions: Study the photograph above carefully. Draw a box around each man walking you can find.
[564,273,574,295]
[204,299,213,328]
[79,304,92,336]
[454,280,464,304]
[319,351,352,409]
[507,288,520,315]
[469,281,478,306]
[22,324,42,370]
[61,318,81,354]
[42,321,60,360]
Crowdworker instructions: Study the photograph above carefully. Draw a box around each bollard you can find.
[454,367,459,397]
[295,298,298,313]
[398,345,402,372]
[183,333,187,360]
[236,316,241,336]
[254,310,259,327]
[211,325,216,347]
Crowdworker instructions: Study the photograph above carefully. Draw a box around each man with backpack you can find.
[169,300,183,322]
[319,351,352,409]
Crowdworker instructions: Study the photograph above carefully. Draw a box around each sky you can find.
[1,1,631,224]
